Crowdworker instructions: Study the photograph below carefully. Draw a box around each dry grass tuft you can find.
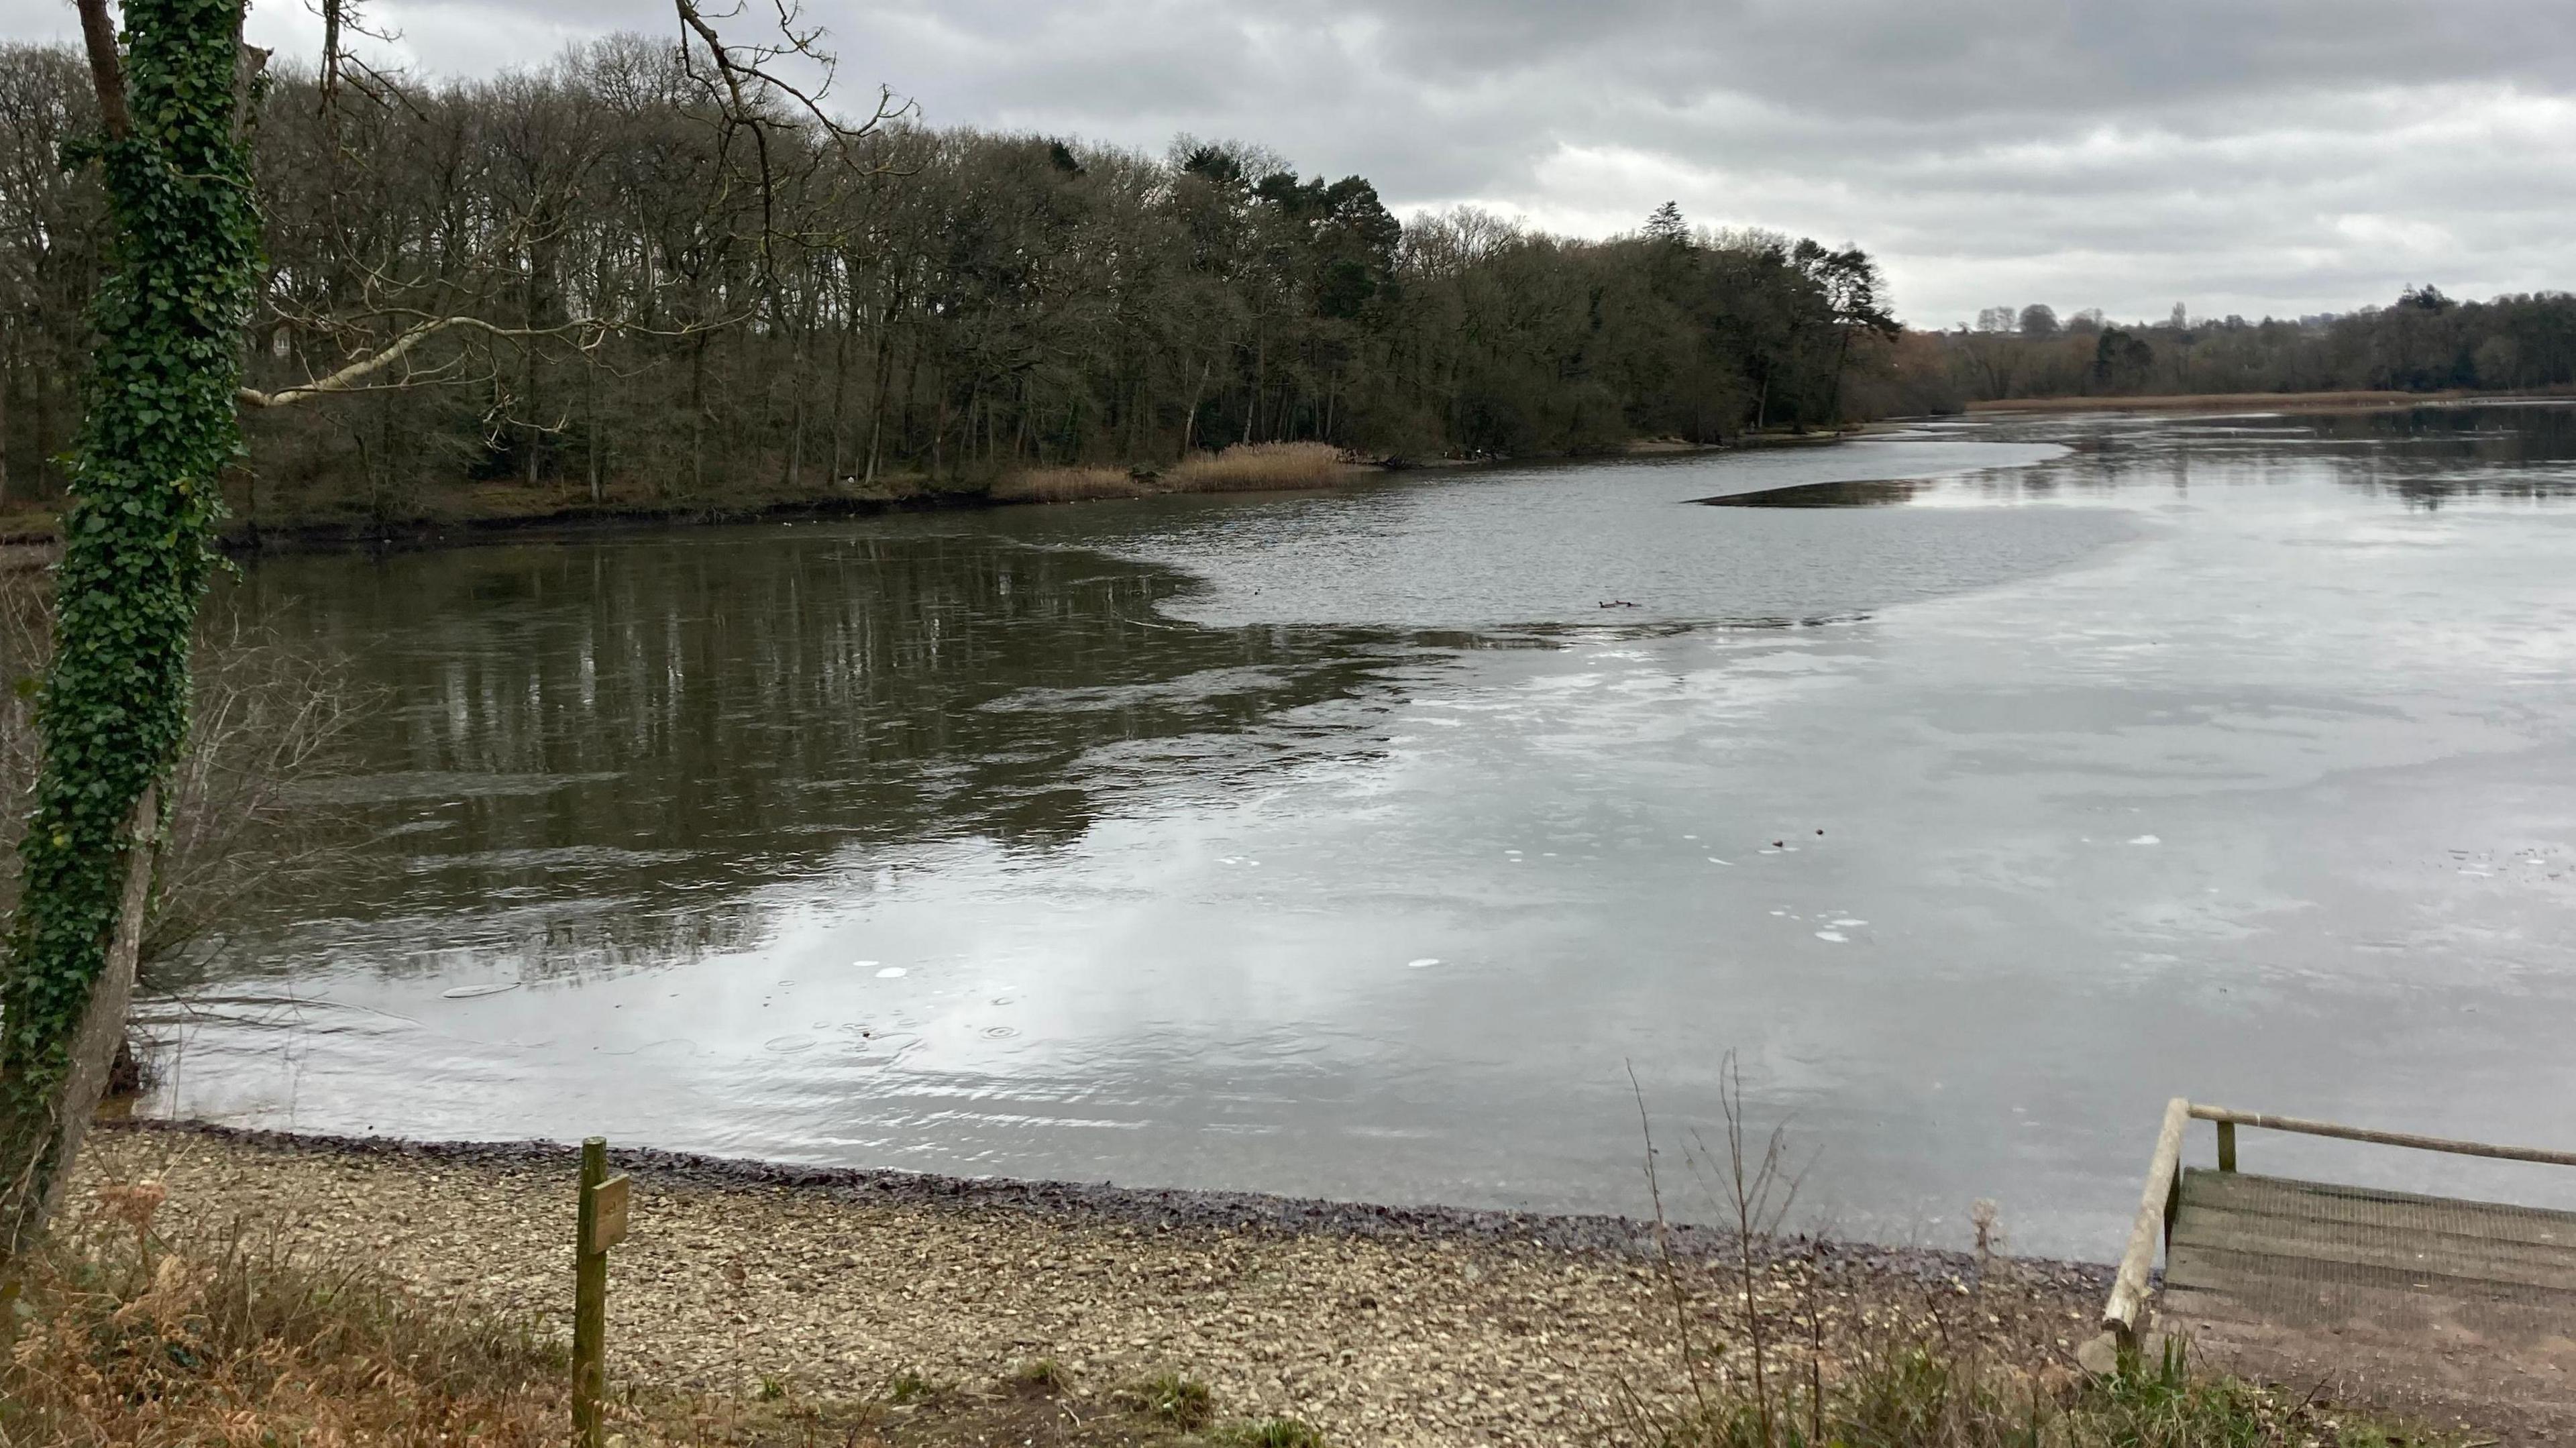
[5,1178,571,1447]
[1008,1354,1069,1391]
[1162,442,1360,493]
[990,466,1152,502]
[1208,1418,1331,1447]
[1114,1371,1216,1431]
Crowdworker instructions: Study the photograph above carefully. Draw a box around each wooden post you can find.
[2216,1120,2237,1172]
[2102,1097,2190,1351]
[572,1136,629,1448]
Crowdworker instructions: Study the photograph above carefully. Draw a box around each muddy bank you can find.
[0,430,1866,557]
[85,1121,2106,1448]
[1964,388,2467,414]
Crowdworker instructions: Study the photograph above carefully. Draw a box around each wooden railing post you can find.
[572,1137,631,1448]
[2102,1097,2191,1352]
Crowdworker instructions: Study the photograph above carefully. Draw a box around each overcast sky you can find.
[8,0,2573,327]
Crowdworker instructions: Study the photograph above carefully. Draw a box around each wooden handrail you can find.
[2188,1104,2576,1169]
[2102,1096,2189,1347]
[2096,1100,2576,1355]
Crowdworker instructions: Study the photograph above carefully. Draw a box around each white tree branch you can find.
[237,314,600,408]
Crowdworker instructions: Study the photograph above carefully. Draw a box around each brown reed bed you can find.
[1162,441,1364,493]
[990,445,1370,506]
[989,465,1157,503]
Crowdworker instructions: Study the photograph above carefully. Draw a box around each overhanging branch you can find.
[237,314,598,408]
[239,309,747,408]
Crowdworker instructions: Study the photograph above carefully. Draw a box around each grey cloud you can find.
[3,0,2571,321]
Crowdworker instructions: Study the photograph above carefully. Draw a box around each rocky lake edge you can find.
[72,1117,2118,1446]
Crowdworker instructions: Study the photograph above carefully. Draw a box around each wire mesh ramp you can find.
[2094,1099,2576,1430]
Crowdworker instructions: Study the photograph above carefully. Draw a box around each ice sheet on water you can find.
[1408,958,1440,968]
[441,982,520,999]
[1814,930,1847,942]
[2129,834,2161,845]
[875,966,907,979]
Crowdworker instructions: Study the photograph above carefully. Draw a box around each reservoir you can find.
[150,405,2576,1258]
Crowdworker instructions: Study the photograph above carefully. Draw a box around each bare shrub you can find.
[1163,441,1362,493]
[1614,1059,2395,1448]
[0,560,372,977]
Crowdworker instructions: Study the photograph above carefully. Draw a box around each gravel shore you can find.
[82,1121,2110,1447]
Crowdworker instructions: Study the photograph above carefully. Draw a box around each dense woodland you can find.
[15,32,2553,531]
[1941,290,2576,402]
[0,38,1935,527]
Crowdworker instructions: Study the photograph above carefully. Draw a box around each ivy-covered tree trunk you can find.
[0,0,258,1254]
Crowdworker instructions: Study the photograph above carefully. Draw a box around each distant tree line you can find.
[0,38,1927,526]
[1941,288,2576,402]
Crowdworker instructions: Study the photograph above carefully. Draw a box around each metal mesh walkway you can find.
[2098,1104,2576,1432]
[2167,1169,2576,1317]
[2155,1168,2576,1431]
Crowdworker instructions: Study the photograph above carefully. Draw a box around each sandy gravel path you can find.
[78,1124,2105,1447]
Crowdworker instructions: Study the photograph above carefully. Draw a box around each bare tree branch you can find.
[237,314,602,407]
[238,307,745,409]
[311,0,407,117]
[672,0,911,170]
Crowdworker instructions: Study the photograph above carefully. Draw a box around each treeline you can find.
[0,38,1929,526]
[1941,290,2576,402]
